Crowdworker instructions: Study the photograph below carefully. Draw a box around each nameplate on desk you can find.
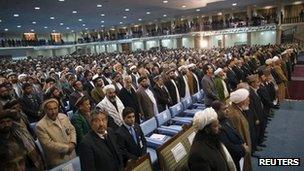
[171,142,187,163]
[150,133,166,141]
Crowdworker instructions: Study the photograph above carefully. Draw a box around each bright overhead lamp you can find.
[35,7,40,10]
[232,3,237,6]
[78,18,83,22]
[71,30,74,32]
[44,26,48,29]
[163,1,168,3]
[4,28,8,31]
[13,14,19,17]
[60,23,64,25]
[146,11,151,15]
[123,16,127,19]
[66,27,70,29]
[72,11,77,14]
[182,5,186,8]
[82,24,86,26]
[59,0,65,2]
[196,9,200,12]
[97,4,102,8]
[85,28,88,30]
[0,19,2,22]
[163,14,167,17]
[101,20,105,23]
[119,21,123,24]
[30,29,34,32]
[17,25,21,28]
[32,21,36,24]
[50,17,55,20]
[125,8,130,12]
[138,18,142,21]
[101,13,105,17]
[101,25,104,27]
[52,30,56,32]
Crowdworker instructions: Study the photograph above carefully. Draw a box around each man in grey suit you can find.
[136,76,158,120]
[201,64,219,107]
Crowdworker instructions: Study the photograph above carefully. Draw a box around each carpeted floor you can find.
[252,100,304,171]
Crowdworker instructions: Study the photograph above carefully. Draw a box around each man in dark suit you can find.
[226,59,239,91]
[79,109,123,171]
[201,64,218,107]
[82,70,94,94]
[164,69,181,105]
[116,107,147,166]
[118,76,141,124]
[153,75,172,112]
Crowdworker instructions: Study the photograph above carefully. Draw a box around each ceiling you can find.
[0,0,287,34]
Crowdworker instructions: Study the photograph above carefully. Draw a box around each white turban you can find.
[130,65,137,71]
[214,68,223,76]
[272,56,279,62]
[193,107,218,131]
[187,63,196,68]
[230,88,249,104]
[18,74,27,80]
[178,65,187,71]
[103,84,115,94]
[265,58,273,65]
[75,65,83,71]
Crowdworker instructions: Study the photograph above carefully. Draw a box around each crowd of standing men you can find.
[0,43,301,171]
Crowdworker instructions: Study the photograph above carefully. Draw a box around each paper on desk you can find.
[62,163,74,171]
[171,142,187,163]
[150,133,166,141]
[187,131,196,145]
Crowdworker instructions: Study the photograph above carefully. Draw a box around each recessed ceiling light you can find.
[78,18,83,22]
[13,14,19,17]
[66,27,70,29]
[60,23,64,25]
[163,0,168,3]
[232,3,237,6]
[35,7,40,10]
[97,4,102,8]
[101,25,104,27]
[50,17,55,20]
[163,14,167,17]
[101,20,105,23]
[138,18,142,21]
[146,11,151,15]
[196,9,200,12]
[182,5,186,8]
[52,30,56,32]
[17,25,21,28]
[125,8,130,12]
[101,13,105,17]
[72,10,77,14]
[32,21,36,24]
[123,16,127,19]
[30,29,34,32]
[58,0,65,2]
[44,26,48,29]
[0,19,2,22]
[85,28,88,30]
[119,21,123,24]
[82,24,86,26]
[4,28,8,31]
[71,30,74,32]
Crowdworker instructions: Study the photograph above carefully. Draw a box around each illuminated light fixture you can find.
[71,30,74,32]
[17,25,21,28]
[32,21,36,24]
[101,25,104,27]
[35,7,40,10]
[52,30,56,32]
[78,18,83,22]
[4,28,8,31]
[50,16,55,19]
[97,4,102,8]
[146,11,151,14]
[138,18,142,21]
[125,8,130,12]
[217,12,222,15]
[182,5,186,8]
[72,10,77,14]
[30,29,34,32]
[59,0,65,2]
[123,16,127,19]
[101,13,105,17]
[232,3,237,6]
[119,21,123,24]
[163,14,167,17]
[293,1,302,5]
[101,20,105,23]
[85,28,88,30]
[0,19,2,22]
[60,23,64,25]
[66,27,70,29]
[163,0,168,3]
[82,24,86,26]
[13,14,19,17]
[196,9,200,12]
[44,26,48,29]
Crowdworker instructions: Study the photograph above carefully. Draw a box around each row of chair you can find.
[140,90,205,165]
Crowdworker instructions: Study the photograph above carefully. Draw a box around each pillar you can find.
[176,37,182,48]
[194,34,201,49]
[247,32,251,46]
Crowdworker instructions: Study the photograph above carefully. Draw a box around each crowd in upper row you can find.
[0,43,301,171]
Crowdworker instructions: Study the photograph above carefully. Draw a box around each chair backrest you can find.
[140,117,158,136]
[181,97,192,109]
[169,103,183,117]
[155,110,172,126]
[35,139,46,165]
[49,157,81,171]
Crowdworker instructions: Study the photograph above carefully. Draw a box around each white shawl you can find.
[97,96,125,126]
